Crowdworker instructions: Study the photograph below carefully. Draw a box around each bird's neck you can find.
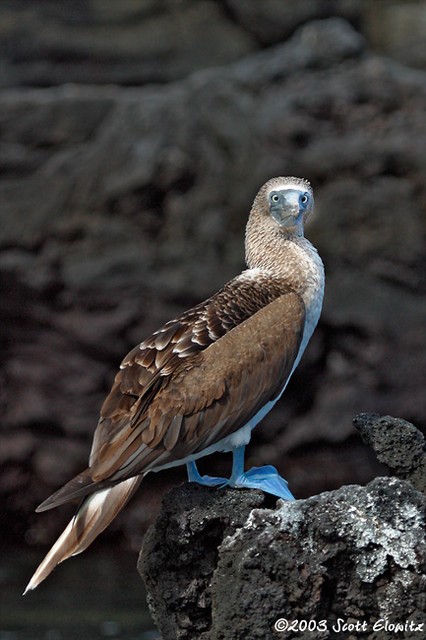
[244,219,324,309]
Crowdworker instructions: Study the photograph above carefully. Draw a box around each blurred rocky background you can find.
[1,0,426,554]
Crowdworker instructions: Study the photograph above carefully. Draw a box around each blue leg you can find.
[186,449,295,501]
[228,446,295,501]
[229,445,246,484]
[186,461,227,487]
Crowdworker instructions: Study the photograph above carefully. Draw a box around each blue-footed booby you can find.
[25,176,324,592]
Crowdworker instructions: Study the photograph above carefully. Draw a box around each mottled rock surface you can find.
[0,1,369,88]
[139,415,426,640]
[1,9,426,546]
[0,0,257,88]
[139,484,270,639]
[354,413,426,493]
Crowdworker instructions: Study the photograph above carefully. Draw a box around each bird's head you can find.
[245,176,315,268]
[250,176,314,235]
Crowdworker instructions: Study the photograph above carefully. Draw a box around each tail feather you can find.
[36,469,99,512]
[24,475,142,594]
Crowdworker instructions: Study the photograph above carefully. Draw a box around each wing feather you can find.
[41,274,304,507]
[90,291,305,481]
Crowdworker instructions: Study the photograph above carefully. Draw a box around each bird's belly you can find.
[214,390,284,452]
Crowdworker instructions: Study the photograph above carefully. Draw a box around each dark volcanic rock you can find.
[0,0,256,88]
[2,16,426,542]
[139,415,426,638]
[0,1,371,89]
[139,484,268,639]
[2,1,425,91]
[139,478,426,640]
[353,413,426,493]
[227,0,363,47]
[366,1,426,69]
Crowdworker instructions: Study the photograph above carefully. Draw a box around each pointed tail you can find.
[24,475,142,593]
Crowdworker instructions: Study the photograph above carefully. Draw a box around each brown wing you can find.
[89,286,305,482]
[89,274,287,469]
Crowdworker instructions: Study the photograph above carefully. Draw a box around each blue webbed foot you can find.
[186,454,295,501]
[230,465,295,501]
[229,446,295,500]
[186,461,227,487]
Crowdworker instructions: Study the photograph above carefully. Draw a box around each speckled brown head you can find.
[245,176,314,270]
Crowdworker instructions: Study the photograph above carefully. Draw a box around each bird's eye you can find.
[300,193,309,206]
[271,194,280,203]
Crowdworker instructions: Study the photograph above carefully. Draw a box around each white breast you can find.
[215,237,325,452]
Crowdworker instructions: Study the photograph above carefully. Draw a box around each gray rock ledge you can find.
[138,415,426,640]
[353,413,426,494]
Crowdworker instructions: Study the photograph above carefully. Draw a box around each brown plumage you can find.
[25,176,324,593]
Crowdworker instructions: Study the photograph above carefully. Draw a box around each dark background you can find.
[1,0,426,557]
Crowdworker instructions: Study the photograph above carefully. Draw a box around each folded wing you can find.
[26,279,304,591]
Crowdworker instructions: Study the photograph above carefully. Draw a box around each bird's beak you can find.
[270,190,302,228]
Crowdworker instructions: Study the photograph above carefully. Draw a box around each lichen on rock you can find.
[138,415,426,640]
